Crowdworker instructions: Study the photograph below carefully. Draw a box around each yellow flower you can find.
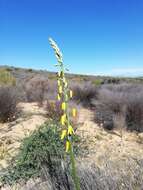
[61,102,66,110]
[57,94,61,101]
[58,71,61,77]
[69,90,73,98]
[60,114,66,125]
[66,140,70,152]
[59,85,62,94]
[68,125,74,135]
[72,108,77,117]
[63,77,66,83]
[61,130,67,140]
[57,80,61,86]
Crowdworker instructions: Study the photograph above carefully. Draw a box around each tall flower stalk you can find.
[49,38,80,190]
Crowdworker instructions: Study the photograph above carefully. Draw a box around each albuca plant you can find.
[49,38,80,190]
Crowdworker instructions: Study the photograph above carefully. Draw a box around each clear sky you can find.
[0,0,143,76]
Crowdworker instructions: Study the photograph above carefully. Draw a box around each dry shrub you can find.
[0,86,18,122]
[126,91,143,131]
[45,100,63,122]
[72,82,98,108]
[93,83,143,132]
[24,76,49,105]
[44,79,57,100]
[113,112,126,137]
[24,76,57,105]
[45,100,79,126]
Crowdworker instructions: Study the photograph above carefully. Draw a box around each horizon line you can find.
[0,64,143,78]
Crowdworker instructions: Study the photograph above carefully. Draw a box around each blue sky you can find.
[0,0,143,76]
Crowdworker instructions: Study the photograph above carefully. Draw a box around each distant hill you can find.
[0,65,143,84]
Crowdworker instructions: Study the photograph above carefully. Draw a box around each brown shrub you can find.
[45,100,63,122]
[45,100,79,126]
[126,90,143,131]
[0,86,18,122]
[93,83,143,132]
[24,76,57,105]
[71,82,98,108]
[24,76,49,105]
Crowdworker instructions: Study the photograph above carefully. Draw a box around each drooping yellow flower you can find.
[57,94,61,101]
[68,125,74,135]
[57,80,61,86]
[69,90,73,98]
[65,82,68,88]
[61,102,66,110]
[60,114,66,125]
[59,85,62,94]
[61,130,67,140]
[66,140,70,152]
[72,108,77,117]
[63,77,66,83]
[58,71,61,77]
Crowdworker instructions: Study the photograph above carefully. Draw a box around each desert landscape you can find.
[0,66,143,190]
[1,0,143,189]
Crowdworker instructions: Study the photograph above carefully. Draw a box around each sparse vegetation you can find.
[0,65,143,189]
[93,83,143,132]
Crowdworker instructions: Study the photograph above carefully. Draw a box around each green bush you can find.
[0,121,80,186]
[0,69,16,86]
[5,67,12,72]
[27,68,33,72]
[92,79,103,86]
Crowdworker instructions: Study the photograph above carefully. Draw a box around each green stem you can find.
[69,142,80,190]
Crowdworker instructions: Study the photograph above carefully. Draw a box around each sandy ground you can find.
[77,108,143,166]
[0,103,47,169]
[0,103,143,189]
